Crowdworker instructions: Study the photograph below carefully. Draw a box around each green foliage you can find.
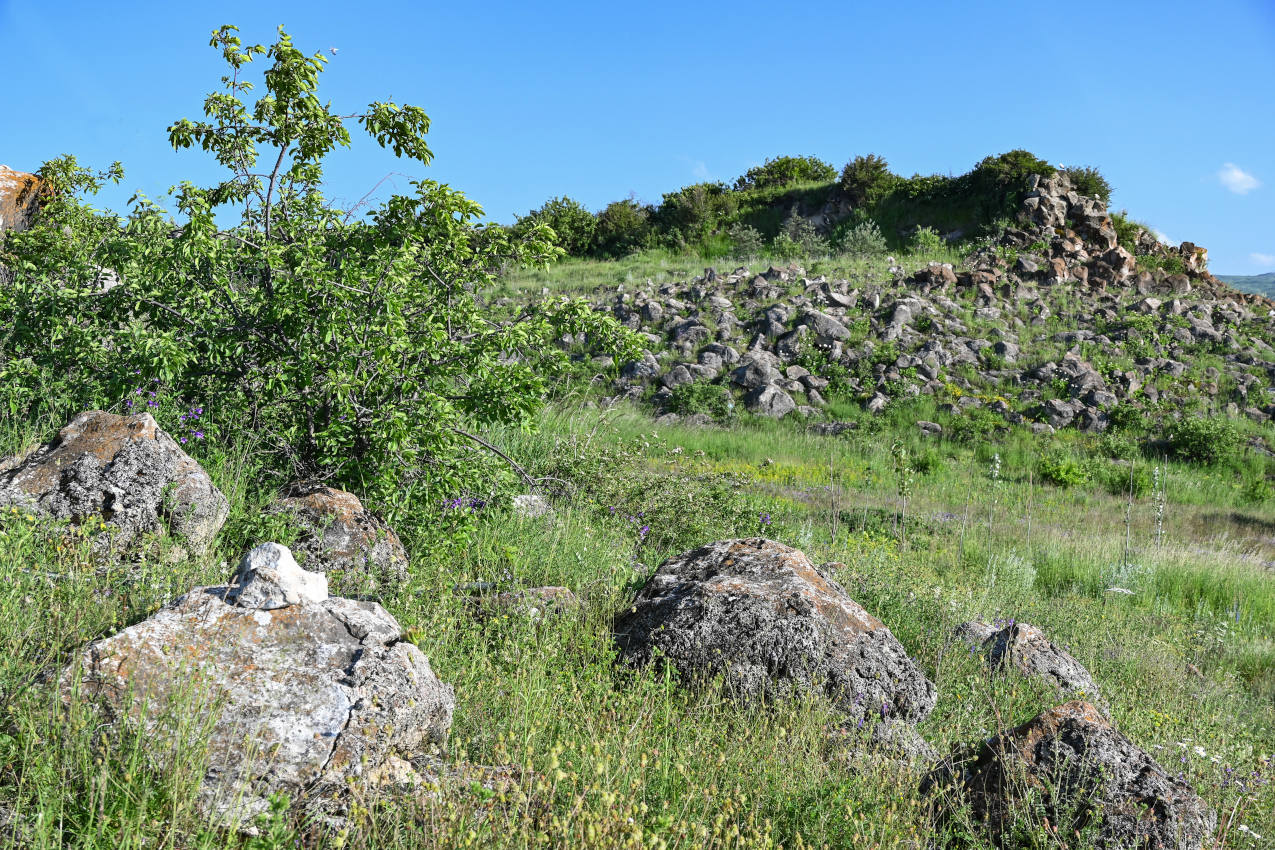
[835,219,888,256]
[1166,416,1240,465]
[772,207,827,258]
[1037,450,1089,488]
[838,154,896,206]
[1095,461,1152,497]
[666,381,732,419]
[910,225,944,254]
[733,155,837,191]
[0,25,638,508]
[1136,251,1187,276]
[513,195,596,256]
[726,222,764,259]
[653,182,737,242]
[1063,166,1113,204]
[593,198,653,258]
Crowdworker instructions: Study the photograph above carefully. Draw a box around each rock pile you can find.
[922,701,1215,850]
[592,174,1274,431]
[62,543,455,827]
[0,411,228,557]
[615,538,936,757]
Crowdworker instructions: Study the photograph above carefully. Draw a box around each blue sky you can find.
[2,0,1272,272]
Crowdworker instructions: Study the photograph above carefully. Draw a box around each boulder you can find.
[61,543,455,827]
[922,701,1215,850]
[271,483,408,585]
[0,165,41,233]
[0,411,228,556]
[956,620,1109,715]
[744,383,796,418]
[228,542,329,609]
[615,539,936,752]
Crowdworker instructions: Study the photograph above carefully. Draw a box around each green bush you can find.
[0,25,638,508]
[838,154,896,207]
[1166,416,1240,465]
[910,225,944,254]
[1096,461,1152,497]
[1037,451,1089,488]
[653,182,737,241]
[1063,166,1113,205]
[773,207,827,257]
[593,198,653,257]
[726,222,764,259]
[835,219,887,256]
[513,195,596,256]
[666,381,732,419]
[734,155,836,191]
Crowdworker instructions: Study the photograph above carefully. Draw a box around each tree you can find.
[512,195,596,257]
[0,25,637,506]
[592,198,652,257]
[733,155,837,191]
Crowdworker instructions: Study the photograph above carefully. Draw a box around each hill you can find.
[1219,271,1275,297]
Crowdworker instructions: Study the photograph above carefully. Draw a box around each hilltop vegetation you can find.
[0,23,1271,850]
[1221,272,1275,298]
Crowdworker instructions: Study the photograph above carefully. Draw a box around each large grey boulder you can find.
[744,383,796,418]
[922,701,1215,850]
[270,483,408,586]
[956,620,1109,715]
[61,543,454,826]
[0,411,228,556]
[615,539,936,754]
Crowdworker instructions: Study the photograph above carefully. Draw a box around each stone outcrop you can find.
[922,701,1215,850]
[957,620,1109,715]
[0,165,41,233]
[615,538,936,756]
[270,483,408,585]
[61,543,455,827]
[0,411,228,556]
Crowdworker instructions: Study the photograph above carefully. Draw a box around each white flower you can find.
[1192,746,1207,758]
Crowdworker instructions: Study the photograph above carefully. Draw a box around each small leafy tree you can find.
[1,25,637,507]
[512,195,596,257]
[1062,166,1113,205]
[838,154,896,207]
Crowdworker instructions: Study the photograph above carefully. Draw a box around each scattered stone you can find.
[615,539,936,755]
[61,542,455,827]
[956,620,1109,715]
[271,483,408,584]
[229,542,330,609]
[922,701,1216,850]
[469,586,580,622]
[0,411,228,557]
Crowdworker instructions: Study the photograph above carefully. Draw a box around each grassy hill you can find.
[1219,272,1275,298]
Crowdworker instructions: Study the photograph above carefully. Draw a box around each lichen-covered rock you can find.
[922,701,1215,850]
[61,543,454,827]
[956,620,1109,715]
[0,165,41,234]
[0,411,228,556]
[615,538,936,747]
[271,483,407,584]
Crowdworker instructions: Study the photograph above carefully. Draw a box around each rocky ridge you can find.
[586,174,1275,433]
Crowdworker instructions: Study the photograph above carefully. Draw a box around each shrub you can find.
[838,154,896,206]
[512,195,596,256]
[654,182,736,241]
[910,225,944,254]
[773,207,827,257]
[666,381,732,419]
[1037,451,1089,488]
[1063,166,1113,205]
[593,198,653,257]
[734,155,836,191]
[836,219,887,256]
[726,222,764,259]
[1096,461,1152,497]
[1166,416,1240,465]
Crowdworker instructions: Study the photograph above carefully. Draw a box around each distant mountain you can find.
[1218,272,1275,297]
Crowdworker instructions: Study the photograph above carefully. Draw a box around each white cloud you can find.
[1153,229,1174,245]
[1251,252,1275,267]
[691,160,710,180]
[1218,162,1261,194]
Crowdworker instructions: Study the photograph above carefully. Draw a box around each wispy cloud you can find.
[691,160,710,180]
[1251,252,1275,268]
[1218,163,1261,194]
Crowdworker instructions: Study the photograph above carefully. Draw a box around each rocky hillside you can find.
[585,173,1275,437]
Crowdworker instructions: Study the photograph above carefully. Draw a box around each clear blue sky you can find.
[2,0,1273,273]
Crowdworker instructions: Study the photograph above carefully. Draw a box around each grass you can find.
[2,257,1275,846]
